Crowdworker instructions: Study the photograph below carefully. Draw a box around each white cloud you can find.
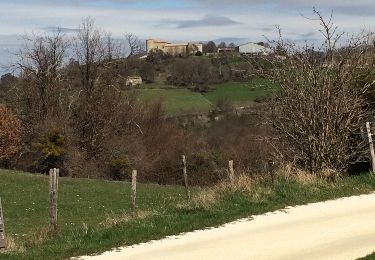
[1,0,375,74]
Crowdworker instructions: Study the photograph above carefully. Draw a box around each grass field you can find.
[134,88,214,115]
[1,169,375,259]
[203,78,276,107]
[128,78,277,115]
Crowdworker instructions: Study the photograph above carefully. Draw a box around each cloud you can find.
[42,26,80,33]
[159,15,240,28]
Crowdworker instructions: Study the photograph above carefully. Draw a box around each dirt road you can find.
[81,193,375,260]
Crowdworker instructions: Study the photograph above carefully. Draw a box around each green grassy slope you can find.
[135,88,214,115]
[2,170,375,259]
[203,79,277,107]
[127,78,277,116]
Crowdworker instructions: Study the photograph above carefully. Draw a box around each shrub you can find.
[33,130,66,173]
[109,154,130,180]
[167,57,221,87]
[195,51,203,56]
[216,97,234,112]
[0,104,21,162]
[263,10,371,173]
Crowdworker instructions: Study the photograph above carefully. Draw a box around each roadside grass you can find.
[133,88,214,115]
[203,78,278,107]
[1,169,375,259]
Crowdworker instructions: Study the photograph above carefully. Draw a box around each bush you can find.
[33,130,66,173]
[167,57,221,87]
[195,51,203,56]
[263,10,372,173]
[109,154,130,180]
[0,104,21,162]
[216,97,234,112]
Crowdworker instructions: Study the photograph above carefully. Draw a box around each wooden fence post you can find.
[49,168,59,231]
[366,122,375,173]
[228,160,234,183]
[131,170,137,215]
[182,155,191,200]
[0,198,6,249]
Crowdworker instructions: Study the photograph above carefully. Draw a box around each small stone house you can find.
[125,76,143,87]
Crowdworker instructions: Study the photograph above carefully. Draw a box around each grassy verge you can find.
[1,169,375,259]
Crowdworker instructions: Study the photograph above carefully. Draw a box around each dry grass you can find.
[2,236,25,254]
[26,226,55,247]
[276,164,343,184]
[180,173,254,209]
[101,210,157,228]
[184,166,339,210]
[275,164,319,185]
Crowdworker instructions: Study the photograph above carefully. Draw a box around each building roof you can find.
[239,42,272,54]
[165,43,189,47]
[148,39,170,43]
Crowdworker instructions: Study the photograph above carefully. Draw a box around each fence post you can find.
[0,198,5,249]
[228,160,234,183]
[366,122,375,173]
[182,155,191,200]
[131,170,137,215]
[49,168,59,231]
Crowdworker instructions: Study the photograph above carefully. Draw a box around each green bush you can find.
[33,130,66,173]
[195,51,203,56]
[109,154,130,180]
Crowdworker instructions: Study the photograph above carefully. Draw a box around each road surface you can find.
[81,193,375,260]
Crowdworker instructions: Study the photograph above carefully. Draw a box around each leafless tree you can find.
[125,33,146,57]
[15,30,68,119]
[73,17,106,94]
[260,10,375,174]
[104,31,122,61]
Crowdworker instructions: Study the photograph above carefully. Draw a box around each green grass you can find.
[134,88,214,115]
[360,253,375,259]
[126,78,277,116]
[203,78,277,107]
[1,170,375,259]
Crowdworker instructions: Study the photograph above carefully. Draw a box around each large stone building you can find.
[146,39,203,56]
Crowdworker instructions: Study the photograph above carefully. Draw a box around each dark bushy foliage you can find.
[33,130,66,173]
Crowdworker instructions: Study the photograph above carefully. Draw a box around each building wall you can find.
[239,43,272,55]
[126,76,143,87]
[217,47,239,53]
[164,45,188,56]
[147,39,202,56]
[146,39,169,54]
[187,43,203,55]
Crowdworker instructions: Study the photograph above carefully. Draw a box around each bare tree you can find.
[125,33,146,57]
[203,41,217,53]
[73,17,106,94]
[16,30,68,119]
[218,42,227,48]
[260,10,374,174]
[104,31,122,61]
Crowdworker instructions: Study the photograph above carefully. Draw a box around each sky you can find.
[1,0,375,74]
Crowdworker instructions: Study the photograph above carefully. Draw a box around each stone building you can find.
[146,39,203,56]
[125,76,143,87]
